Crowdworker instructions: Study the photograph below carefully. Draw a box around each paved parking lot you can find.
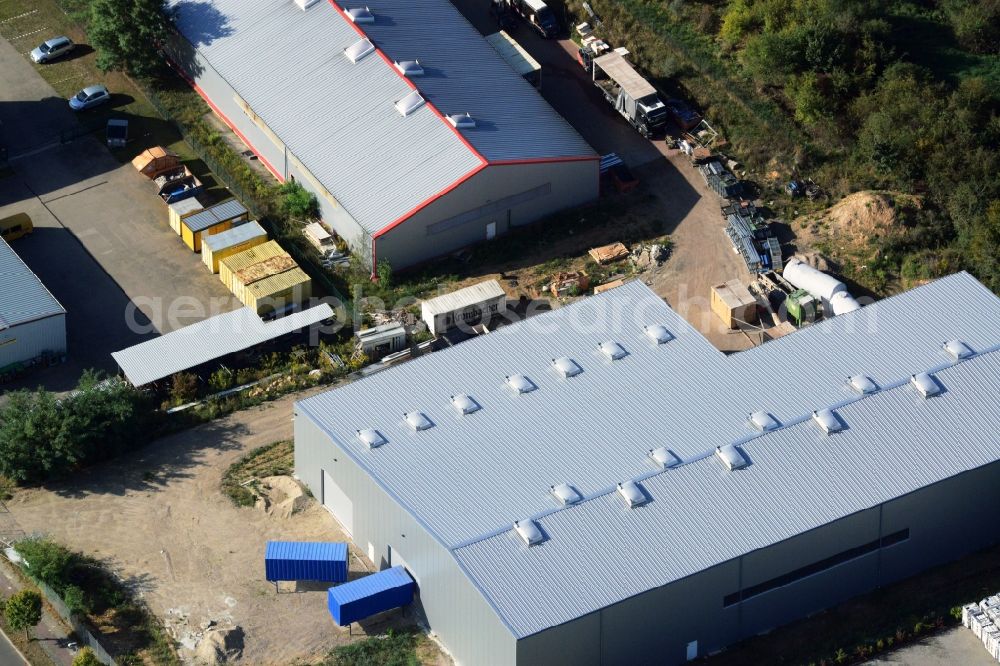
[0,34,240,391]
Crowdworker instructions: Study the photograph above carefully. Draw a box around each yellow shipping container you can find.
[201,221,268,273]
[167,198,204,236]
[219,241,288,297]
[180,199,250,252]
[245,268,312,317]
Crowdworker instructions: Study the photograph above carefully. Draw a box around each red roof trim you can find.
[490,155,601,166]
[167,59,286,183]
[326,0,488,166]
[373,161,488,239]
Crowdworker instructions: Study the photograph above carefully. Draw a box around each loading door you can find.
[322,469,354,536]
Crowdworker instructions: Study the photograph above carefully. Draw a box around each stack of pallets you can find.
[962,594,1000,661]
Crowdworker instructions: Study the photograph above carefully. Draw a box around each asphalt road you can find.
[0,628,28,665]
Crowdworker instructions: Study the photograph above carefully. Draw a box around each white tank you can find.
[783,257,848,302]
[829,291,862,315]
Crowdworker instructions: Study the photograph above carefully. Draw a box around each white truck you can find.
[588,50,668,138]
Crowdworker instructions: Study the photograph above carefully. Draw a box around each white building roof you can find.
[0,237,65,330]
[421,280,506,317]
[112,304,333,386]
[170,0,594,237]
[297,272,1000,638]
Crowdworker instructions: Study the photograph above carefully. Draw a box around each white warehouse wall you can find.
[0,314,66,368]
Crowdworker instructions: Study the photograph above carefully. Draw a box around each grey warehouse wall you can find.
[0,314,66,368]
[516,460,1000,666]
[375,159,599,270]
[294,410,518,666]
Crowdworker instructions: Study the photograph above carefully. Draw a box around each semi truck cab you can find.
[510,0,559,38]
[591,51,668,138]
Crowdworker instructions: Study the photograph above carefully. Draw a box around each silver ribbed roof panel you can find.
[298,273,1000,550]
[0,237,65,330]
[200,221,267,252]
[454,352,1000,637]
[112,304,333,386]
[171,0,482,236]
[361,0,594,161]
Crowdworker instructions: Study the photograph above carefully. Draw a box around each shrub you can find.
[278,181,319,220]
[208,368,234,393]
[169,372,199,405]
[73,647,103,666]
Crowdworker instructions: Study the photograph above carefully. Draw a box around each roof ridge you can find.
[449,345,1000,553]
[326,0,488,166]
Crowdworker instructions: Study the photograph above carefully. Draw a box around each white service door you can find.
[322,470,354,536]
[486,221,496,240]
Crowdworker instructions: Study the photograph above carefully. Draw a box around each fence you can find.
[141,80,350,307]
[33,578,118,666]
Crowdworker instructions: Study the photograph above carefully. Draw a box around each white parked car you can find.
[30,36,75,63]
[69,84,111,111]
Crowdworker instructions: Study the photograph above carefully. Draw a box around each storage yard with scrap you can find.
[1,0,999,664]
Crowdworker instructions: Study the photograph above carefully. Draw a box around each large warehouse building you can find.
[295,272,1000,665]
[167,0,598,272]
[0,237,66,371]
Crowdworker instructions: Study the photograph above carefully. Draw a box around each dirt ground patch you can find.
[794,191,918,263]
[6,391,435,664]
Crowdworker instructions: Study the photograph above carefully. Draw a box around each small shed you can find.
[201,220,268,273]
[245,267,312,318]
[131,146,180,180]
[264,541,348,585]
[180,199,250,252]
[356,323,407,360]
[220,241,288,295]
[421,280,506,336]
[711,280,758,330]
[327,566,414,627]
[168,197,204,236]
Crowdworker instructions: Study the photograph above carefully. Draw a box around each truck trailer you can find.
[587,51,668,138]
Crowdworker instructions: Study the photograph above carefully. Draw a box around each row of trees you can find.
[0,372,154,483]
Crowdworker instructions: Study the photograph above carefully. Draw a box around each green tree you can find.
[15,539,73,590]
[4,590,42,641]
[88,0,174,78]
[73,647,103,666]
[376,260,393,289]
[278,181,320,220]
[790,72,828,124]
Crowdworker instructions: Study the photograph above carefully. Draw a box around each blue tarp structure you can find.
[265,541,348,583]
[327,566,414,626]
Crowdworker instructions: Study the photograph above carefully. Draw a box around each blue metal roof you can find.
[0,237,65,330]
[265,541,348,561]
[182,198,249,233]
[201,220,267,252]
[297,272,1000,638]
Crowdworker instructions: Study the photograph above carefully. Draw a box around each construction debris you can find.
[589,242,629,265]
[550,271,590,297]
[724,202,782,274]
[594,278,625,294]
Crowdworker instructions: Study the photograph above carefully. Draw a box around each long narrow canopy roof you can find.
[0,237,65,331]
[112,304,333,386]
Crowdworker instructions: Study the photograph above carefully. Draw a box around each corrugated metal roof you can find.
[0,237,65,330]
[170,0,482,236]
[297,272,1000,637]
[220,241,288,273]
[421,280,506,317]
[112,304,333,386]
[245,267,311,299]
[182,198,248,233]
[201,221,267,252]
[265,541,348,562]
[360,1,593,162]
[454,352,1000,637]
[170,0,594,236]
